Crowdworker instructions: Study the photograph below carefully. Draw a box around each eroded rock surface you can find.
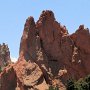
[0,64,17,90]
[19,10,90,89]
[0,10,90,90]
[0,43,11,72]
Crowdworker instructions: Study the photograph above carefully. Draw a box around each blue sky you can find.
[0,0,90,59]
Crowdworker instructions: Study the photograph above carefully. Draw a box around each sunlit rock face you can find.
[0,10,90,90]
[19,10,90,89]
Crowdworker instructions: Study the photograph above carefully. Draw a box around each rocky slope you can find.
[0,10,90,90]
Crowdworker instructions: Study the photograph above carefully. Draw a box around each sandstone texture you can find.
[0,10,90,90]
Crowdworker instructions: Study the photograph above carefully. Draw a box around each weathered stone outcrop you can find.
[15,59,49,90]
[19,10,90,89]
[0,43,11,72]
[0,10,90,90]
[0,64,17,90]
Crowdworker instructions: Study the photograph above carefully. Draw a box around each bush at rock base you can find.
[66,75,90,90]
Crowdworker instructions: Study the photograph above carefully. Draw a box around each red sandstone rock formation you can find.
[0,10,90,90]
[0,64,17,90]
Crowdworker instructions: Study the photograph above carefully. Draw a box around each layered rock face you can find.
[0,10,90,90]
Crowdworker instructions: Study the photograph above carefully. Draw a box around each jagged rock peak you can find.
[0,43,11,72]
[1,10,90,90]
[39,10,55,21]
[76,25,90,34]
[22,16,36,38]
[24,16,35,31]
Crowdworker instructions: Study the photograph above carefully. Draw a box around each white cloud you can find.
[11,57,18,62]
